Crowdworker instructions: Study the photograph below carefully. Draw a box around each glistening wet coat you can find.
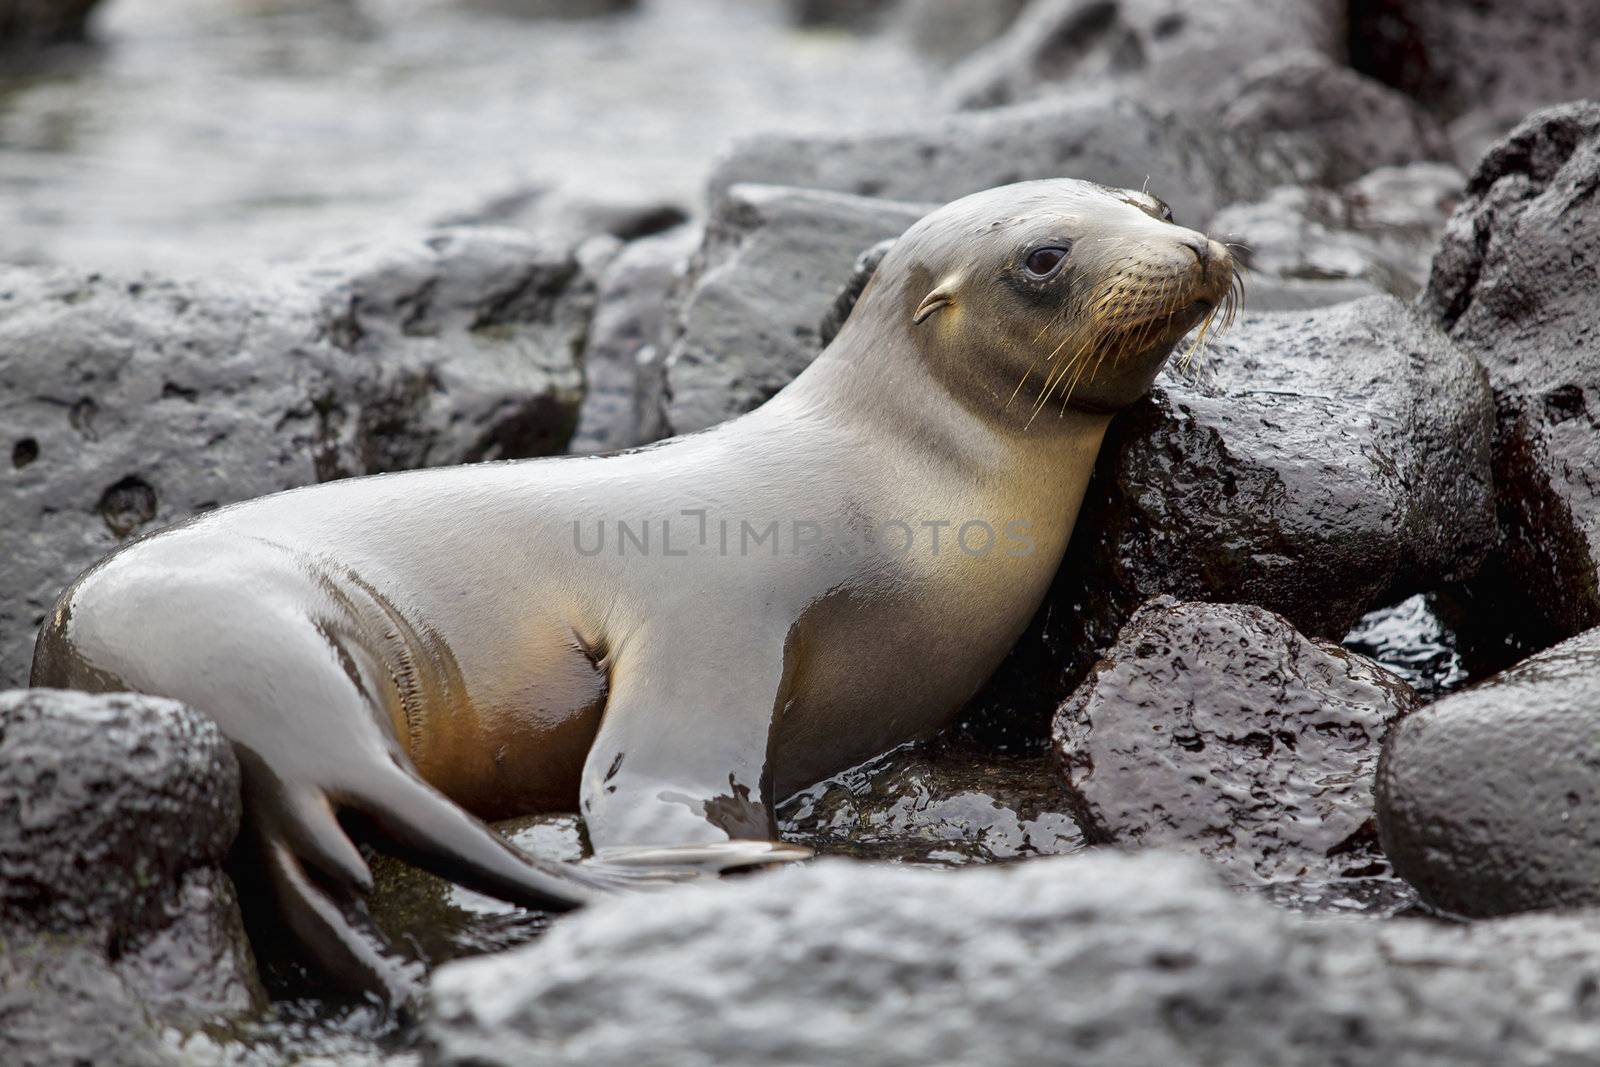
[30,178,1236,998]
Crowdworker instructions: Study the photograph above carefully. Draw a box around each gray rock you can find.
[945,0,1342,109]
[1378,625,1600,917]
[966,296,1496,745]
[0,688,261,1033]
[0,227,591,687]
[571,226,698,453]
[425,849,1600,1067]
[893,0,1030,62]
[1211,52,1452,188]
[777,737,1085,866]
[1211,162,1464,310]
[0,0,100,47]
[1421,102,1600,651]
[1349,0,1600,163]
[1055,598,1416,884]
[709,93,1287,232]
[659,185,928,436]
[0,938,180,1067]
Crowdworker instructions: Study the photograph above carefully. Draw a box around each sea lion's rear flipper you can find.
[258,834,423,1008]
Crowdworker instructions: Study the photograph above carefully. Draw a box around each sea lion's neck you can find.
[762,318,1113,523]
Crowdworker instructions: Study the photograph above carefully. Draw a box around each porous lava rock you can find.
[1054,598,1416,884]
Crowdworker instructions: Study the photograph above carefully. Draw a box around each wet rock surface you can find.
[777,736,1084,867]
[658,184,927,435]
[1054,599,1417,885]
[966,295,1495,743]
[1212,162,1464,310]
[0,688,260,1058]
[0,227,591,687]
[425,850,1600,1067]
[1378,625,1600,918]
[1422,103,1600,650]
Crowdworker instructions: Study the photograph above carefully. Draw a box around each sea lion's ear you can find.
[912,287,954,325]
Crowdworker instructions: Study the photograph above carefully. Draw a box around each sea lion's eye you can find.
[1156,201,1175,223]
[1024,246,1069,278]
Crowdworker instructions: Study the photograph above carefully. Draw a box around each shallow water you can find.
[1342,592,1471,698]
[0,0,931,274]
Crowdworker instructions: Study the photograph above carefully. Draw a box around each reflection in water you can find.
[0,0,930,272]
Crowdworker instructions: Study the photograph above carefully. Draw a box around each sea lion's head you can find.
[865,178,1239,426]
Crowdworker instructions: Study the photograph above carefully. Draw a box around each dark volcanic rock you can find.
[425,850,1600,1067]
[571,225,698,453]
[1378,625,1600,917]
[0,227,591,687]
[967,295,1496,746]
[777,737,1084,866]
[0,688,260,1033]
[658,185,927,436]
[0,0,100,47]
[1054,599,1417,884]
[1211,162,1464,310]
[1422,103,1600,651]
[709,94,1288,231]
[942,0,1344,115]
[1349,0,1600,162]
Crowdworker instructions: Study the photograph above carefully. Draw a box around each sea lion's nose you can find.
[1181,237,1210,268]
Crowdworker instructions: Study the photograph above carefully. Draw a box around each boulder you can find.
[965,296,1495,746]
[708,93,1287,231]
[658,185,927,436]
[425,850,1600,1067]
[1421,103,1600,651]
[0,688,261,1037]
[0,0,100,48]
[571,225,698,453]
[1055,598,1416,884]
[1210,162,1464,310]
[0,227,592,687]
[1348,0,1600,163]
[1378,625,1600,917]
[942,0,1344,115]
[777,737,1085,866]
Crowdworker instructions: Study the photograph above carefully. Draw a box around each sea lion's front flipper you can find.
[577,625,805,865]
[589,839,812,878]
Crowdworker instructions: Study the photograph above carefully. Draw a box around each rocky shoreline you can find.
[5,1,1600,1065]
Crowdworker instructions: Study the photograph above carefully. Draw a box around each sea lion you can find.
[32,178,1238,997]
